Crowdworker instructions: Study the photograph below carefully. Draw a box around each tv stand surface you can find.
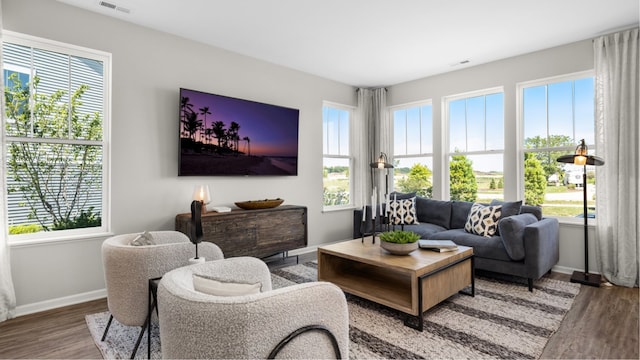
[175,205,307,259]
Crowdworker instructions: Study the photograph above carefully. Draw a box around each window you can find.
[322,102,353,210]
[391,101,433,197]
[520,71,596,218]
[2,32,111,242]
[445,88,504,202]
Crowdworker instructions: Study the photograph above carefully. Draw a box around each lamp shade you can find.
[369,152,394,169]
[556,154,604,166]
[192,185,211,204]
[556,139,604,166]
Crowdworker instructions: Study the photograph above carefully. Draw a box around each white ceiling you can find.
[58,0,639,87]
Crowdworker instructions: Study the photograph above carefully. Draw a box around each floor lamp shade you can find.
[370,152,394,169]
[556,139,604,287]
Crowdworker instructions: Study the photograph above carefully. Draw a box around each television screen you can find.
[179,88,299,176]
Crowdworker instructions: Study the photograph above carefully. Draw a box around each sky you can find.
[180,88,299,157]
[523,77,594,145]
[323,77,594,174]
[391,77,594,173]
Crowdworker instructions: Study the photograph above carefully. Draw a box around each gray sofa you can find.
[353,197,559,291]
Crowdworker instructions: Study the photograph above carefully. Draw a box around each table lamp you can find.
[192,185,211,213]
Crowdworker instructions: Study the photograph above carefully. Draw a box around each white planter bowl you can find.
[380,240,419,255]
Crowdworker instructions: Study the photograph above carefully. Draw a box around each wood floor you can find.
[0,261,637,359]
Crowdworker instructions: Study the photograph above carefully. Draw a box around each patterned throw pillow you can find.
[388,197,419,225]
[464,203,502,237]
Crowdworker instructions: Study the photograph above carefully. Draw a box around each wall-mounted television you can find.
[179,88,299,176]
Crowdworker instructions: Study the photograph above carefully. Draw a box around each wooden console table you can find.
[175,205,307,259]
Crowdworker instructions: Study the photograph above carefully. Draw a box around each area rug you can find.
[86,262,581,359]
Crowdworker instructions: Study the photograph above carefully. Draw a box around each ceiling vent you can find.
[450,59,471,67]
[99,1,116,9]
[98,1,130,14]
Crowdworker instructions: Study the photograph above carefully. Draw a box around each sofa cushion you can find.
[450,201,474,229]
[389,197,419,225]
[490,199,523,234]
[396,223,447,239]
[390,191,416,200]
[498,213,538,261]
[415,198,452,229]
[520,205,543,220]
[490,199,522,218]
[428,229,512,262]
[464,203,502,237]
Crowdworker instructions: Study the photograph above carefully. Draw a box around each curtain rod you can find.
[356,87,388,92]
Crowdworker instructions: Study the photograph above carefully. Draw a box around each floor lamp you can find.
[557,139,604,287]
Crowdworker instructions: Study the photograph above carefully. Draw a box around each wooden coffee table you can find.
[317,237,474,331]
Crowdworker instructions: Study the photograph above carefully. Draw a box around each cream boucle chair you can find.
[157,257,349,359]
[101,230,224,358]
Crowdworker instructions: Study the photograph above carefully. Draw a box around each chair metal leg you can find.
[101,314,114,341]
[101,313,147,359]
[131,325,147,359]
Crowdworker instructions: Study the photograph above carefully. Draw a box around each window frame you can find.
[389,99,434,197]
[322,101,355,212]
[3,31,112,245]
[443,86,505,201]
[517,70,597,224]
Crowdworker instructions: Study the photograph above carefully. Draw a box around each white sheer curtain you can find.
[354,89,371,207]
[594,27,640,287]
[0,1,18,321]
[355,88,389,207]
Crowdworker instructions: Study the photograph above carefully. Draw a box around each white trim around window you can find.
[3,31,112,245]
[516,70,596,224]
[442,86,505,200]
[322,101,355,212]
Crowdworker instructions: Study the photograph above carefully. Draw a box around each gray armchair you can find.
[101,230,224,358]
[157,257,349,359]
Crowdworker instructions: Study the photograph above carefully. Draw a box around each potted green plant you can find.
[379,230,420,255]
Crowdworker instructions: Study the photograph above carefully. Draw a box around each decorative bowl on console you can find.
[379,230,420,255]
[235,198,284,210]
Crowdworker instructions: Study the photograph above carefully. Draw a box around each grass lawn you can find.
[325,173,592,218]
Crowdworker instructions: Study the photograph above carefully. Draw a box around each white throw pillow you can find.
[464,203,502,237]
[129,231,155,246]
[388,197,419,225]
[192,274,261,296]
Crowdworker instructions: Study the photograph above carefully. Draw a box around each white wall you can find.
[388,39,598,275]
[3,0,357,313]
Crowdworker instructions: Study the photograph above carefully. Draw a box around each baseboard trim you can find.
[552,264,601,276]
[14,289,106,318]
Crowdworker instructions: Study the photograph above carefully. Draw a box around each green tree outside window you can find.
[449,154,477,202]
[4,73,102,231]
